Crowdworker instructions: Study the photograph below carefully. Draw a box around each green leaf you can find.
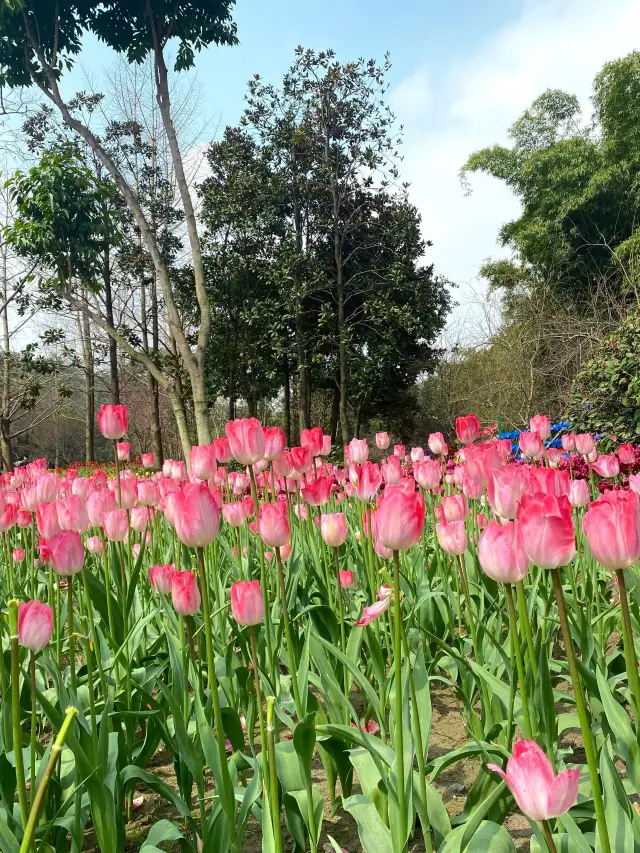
[342,794,394,853]
[120,767,191,818]
[439,820,516,852]
[141,819,184,850]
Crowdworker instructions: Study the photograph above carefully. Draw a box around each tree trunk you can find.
[149,274,163,466]
[354,402,362,439]
[296,315,309,433]
[329,382,340,444]
[140,270,163,466]
[169,389,192,463]
[283,358,291,446]
[77,302,95,462]
[0,245,12,470]
[103,245,120,404]
[336,231,349,446]
[0,420,13,472]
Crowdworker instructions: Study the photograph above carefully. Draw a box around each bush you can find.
[569,311,640,444]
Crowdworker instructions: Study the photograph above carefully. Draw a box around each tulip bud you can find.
[149,563,176,594]
[18,600,54,650]
[98,404,128,440]
[320,512,348,547]
[230,580,264,626]
[171,570,201,615]
[116,441,130,462]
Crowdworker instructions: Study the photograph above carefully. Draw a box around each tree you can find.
[0,0,238,449]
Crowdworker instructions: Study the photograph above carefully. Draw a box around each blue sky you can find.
[64,0,640,339]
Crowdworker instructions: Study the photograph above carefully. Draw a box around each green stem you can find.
[541,820,558,853]
[275,548,303,719]
[551,569,610,853]
[505,584,533,739]
[266,697,282,853]
[29,652,36,809]
[615,569,640,729]
[391,552,406,841]
[516,580,538,681]
[250,628,266,757]
[8,600,29,830]
[68,579,76,693]
[249,467,276,691]
[19,706,79,853]
[334,549,347,663]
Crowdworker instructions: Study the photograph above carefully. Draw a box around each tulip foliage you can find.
[2,409,640,852]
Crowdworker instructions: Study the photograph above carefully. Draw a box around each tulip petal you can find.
[547,769,580,818]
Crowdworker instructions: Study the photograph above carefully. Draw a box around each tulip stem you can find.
[551,568,610,853]
[249,467,276,692]
[615,569,640,728]
[391,551,406,843]
[249,628,267,760]
[266,696,282,853]
[275,548,303,719]
[505,584,533,739]
[516,581,538,682]
[541,820,558,853]
[68,579,77,693]
[19,706,78,853]
[334,549,347,662]
[29,651,36,808]
[8,600,29,830]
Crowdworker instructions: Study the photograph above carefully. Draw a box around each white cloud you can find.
[391,0,640,339]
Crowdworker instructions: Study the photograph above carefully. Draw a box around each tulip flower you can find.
[478,521,528,583]
[36,502,61,538]
[546,448,563,467]
[34,473,61,504]
[190,444,217,481]
[173,483,220,548]
[301,475,332,507]
[618,443,636,465]
[561,434,576,452]
[488,740,579,821]
[86,489,117,527]
[56,496,90,534]
[148,563,176,595]
[529,414,551,440]
[18,601,54,650]
[16,508,31,528]
[222,501,247,527]
[375,431,390,450]
[355,585,393,626]
[97,404,128,440]
[442,494,467,522]
[339,570,354,588]
[376,485,425,551]
[477,512,488,529]
[436,519,467,556]
[13,548,25,562]
[0,503,17,533]
[464,441,503,487]
[47,530,84,575]
[130,506,151,533]
[103,508,129,542]
[171,570,201,615]
[230,580,264,626]
[519,431,543,460]
[321,434,332,456]
[583,490,640,571]
[629,473,640,496]
[141,452,155,468]
[300,426,324,456]
[109,477,137,510]
[456,414,480,444]
[428,432,446,455]
[517,493,575,569]
[137,480,159,506]
[212,437,232,464]
[590,453,620,478]
[86,535,104,554]
[374,537,393,559]
[575,433,595,456]
[263,426,286,461]
[488,466,528,520]
[393,444,405,457]
[225,418,265,466]
[528,467,569,498]
[116,441,130,462]
[414,459,441,491]
[354,461,382,501]
[410,446,424,463]
[568,479,590,508]
[258,501,290,548]
[382,456,403,485]
[291,445,312,474]
[320,512,348,547]
[348,438,369,464]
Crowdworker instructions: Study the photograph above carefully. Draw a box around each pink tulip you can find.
[98,404,128,440]
[171,570,201,615]
[414,459,441,491]
[442,494,467,522]
[258,502,290,548]
[575,434,595,456]
[263,427,286,461]
[348,438,369,464]
[488,467,528,520]
[478,521,528,583]
[528,468,569,498]
[300,427,324,457]
[376,432,390,450]
[18,601,54,650]
[225,418,265,466]
[291,446,312,474]
[320,435,332,456]
[86,489,117,527]
[590,453,620,479]
[374,537,393,560]
[428,432,446,455]
[12,548,25,562]
[86,536,104,554]
[618,443,636,465]
[130,506,151,533]
[477,512,488,529]
[71,477,94,500]
[488,740,579,821]
[546,448,563,468]
[436,520,467,556]
[567,479,590,508]
[103,508,129,542]
[280,542,292,561]
[355,585,393,626]
[141,453,155,469]
[517,493,575,569]
[294,503,308,521]
[17,508,31,528]
[529,414,551,440]
[222,501,247,527]
[301,476,332,507]
[582,490,640,570]
[629,473,640,497]
[272,451,293,478]
[464,442,503,487]
[561,434,576,452]
[137,480,159,506]
[462,475,483,500]
[47,530,84,575]
[36,502,60,538]
[230,580,264,626]
[456,414,480,444]
[56,496,90,533]
[393,444,405,457]
[376,485,425,551]
[148,563,176,594]
[339,570,354,588]
[0,502,17,533]
[116,441,130,462]
[211,437,231,464]
[320,512,348,547]
[173,483,219,548]
[190,444,217,481]
[34,473,61,504]
[382,457,403,485]
[519,431,543,460]
[410,447,425,463]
